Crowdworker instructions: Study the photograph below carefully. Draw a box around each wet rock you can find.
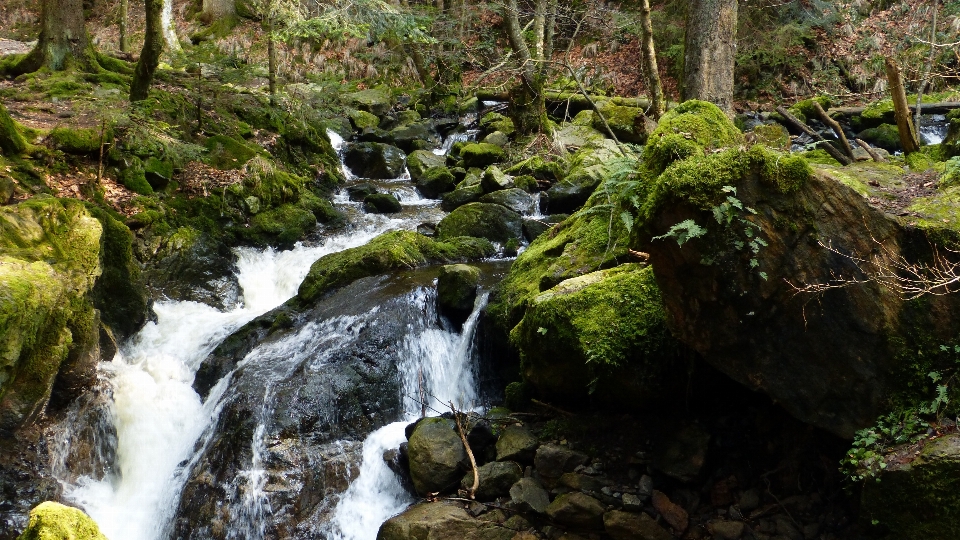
[739,488,760,512]
[417,222,437,237]
[437,264,480,323]
[651,490,688,533]
[344,142,406,179]
[378,501,516,540]
[391,122,440,153]
[407,150,446,182]
[653,424,710,482]
[359,126,394,144]
[709,520,746,540]
[603,509,672,540]
[461,461,523,501]
[509,477,550,514]
[482,131,510,147]
[479,188,534,215]
[408,417,469,495]
[435,202,522,244]
[522,214,567,242]
[558,473,613,493]
[17,501,107,540]
[637,475,653,500]
[545,492,606,530]
[342,88,393,116]
[480,166,513,193]
[441,185,484,212]
[592,102,650,144]
[348,109,380,130]
[495,425,539,463]
[944,109,960,158]
[461,143,505,168]
[534,444,589,485]
[416,166,457,198]
[621,493,642,512]
[363,193,402,214]
[346,182,379,201]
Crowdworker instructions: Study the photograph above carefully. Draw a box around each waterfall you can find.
[326,293,489,540]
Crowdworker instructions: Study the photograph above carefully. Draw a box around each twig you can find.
[96,119,107,187]
[812,102,853,160]
[854,138,884,162]
[530,398,575,416]
[450,401,479,500]
[775,106,851,166]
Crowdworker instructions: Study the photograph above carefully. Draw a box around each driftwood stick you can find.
[775,106,852,166]
[855,138,885,162]
[450,402,479,500]
[884,57,921,154]
[812,102,854,159]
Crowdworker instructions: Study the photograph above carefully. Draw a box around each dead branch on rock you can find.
[787,237,960,301]
[450,401,479,500]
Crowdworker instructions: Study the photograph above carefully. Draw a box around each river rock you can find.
[342,88,393,116]
[407,150,445,181]
[377,501,515,540]
[653,423,710,482]
[651,490,688,532]
[408,417,468,495]
[495,424,539,463]
[461,460,522,501]
[391,121,439,153]
[709,520,746,540]
[140,228,241,311]
[603,509,673,540]
[461,143,505,168]
[509,477,550,514]
[435,203,522,244]
[437,264,480,323]
[344,142,406,179]
[545,138,620,213]
[416,167,457,198]
[363,193,402,214]
[359,126,394,144]
[534,444,589,485]
[480,166,513,193]
[856,124,901,152]
[545,492,606,530]
[480,112,515,136]
[441,184,484,212]
[348,109,380,130]
[559,473,612,493]
[479,188,534,215]
[17,502,107,540]
[482,131,510,147]
[347,182,379,201]
[522,214,567,241]
[592,102,650,144]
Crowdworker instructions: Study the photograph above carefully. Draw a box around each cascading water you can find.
[54,123,485,539]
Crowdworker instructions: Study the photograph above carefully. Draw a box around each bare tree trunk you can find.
[11,0,96,74]
[268,16,278,106]
[162,0,182,53]
[914,0,938,139]
[639,0,664,119]
[682,0,738,114]
[884,57,920,154]
[130,0,164,101]
[533,0,546,60]
[503,0,553,135]
[119,0,130,53]
[203,0,235,19]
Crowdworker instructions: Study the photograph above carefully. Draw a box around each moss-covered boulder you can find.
[391,121,439,153]
[441,184,483,212]
[435,202,522,243]
[0,103,26,156]
[0,199,103,431]
[510,265,676,407]
[478,188,535,215]
[346,182,379,202]
[296,230,495,304]
[407,150,445,181]
[416,166,457,198]
[592,102,649,144]
[205,135,257,169]
[644,100,743,175]
[751,123,791,151]
[943,109,960,159]
[363,193,402,214]
[17,501,107,540]
[240,204,317,248]
[348,109,380,131]
[344,142,406,179]
[504,155,563,182]
[377,501,516,540]
[546,138,621,214]
[48,127,102,154]
[482,131,509,148]
[459,461,523,502]
[787,96,832,124]
[143,156,173,190]
[460,143,505,168]
[522,214,567,242]
[118,156,154,195]
[407,417,468,495]
[860,433,960,539]
[480,112,515,137]
[437,264,480,322]
[480,166,513,193]
[342,87,394,117]
[857,124,902,153]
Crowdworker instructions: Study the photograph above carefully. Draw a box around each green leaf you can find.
[652,219,707,247]
[620,211,634,233]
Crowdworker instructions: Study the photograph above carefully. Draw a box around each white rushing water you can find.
[326,293,488,540]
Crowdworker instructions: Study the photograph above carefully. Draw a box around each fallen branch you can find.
[530,398,575,416]
[451,401,479,500]
[812,102,853,160]
[775,106,852,166]
[854,138,885,162]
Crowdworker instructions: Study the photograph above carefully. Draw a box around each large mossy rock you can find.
[544,492,606,530]
[377,501,515,540]
[342,88,394,117]
[857,124,902,153]
[546,138,621,214]
[460,143,505,168]
[0,103,26,156]
[408,417,468,495]
[860,433,960,539]
[391,121,439,153]
[205,135,257,169]
[416,167,457,198]
[459,460,522,501]
[437,264,480,319]
[363,193,402,214]
[642,140,960,438]
[644,100,743,176]
[344,143,406,179]
[0,199,103,431]
[441,185,484,212]
[435,202,522,243]
[407,150,445,181]
[592,102,650,144]
[510,264,677,408]
[479,188,534,215]
[16,501,107,540]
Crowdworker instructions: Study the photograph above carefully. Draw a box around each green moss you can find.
[940,157,960,188]
[905,151,936,172]
[0,103,26,155]
[593,102,647,143]
[644,100,743,175]
[858,124,902,153]
[504,155,563,181]
[480,112,515,136]
[943,109,960,159]
[800,148,842,166]
[435,202,522,243]
[751,123,790,151]
[348,109,380,130]
[907,186,960,230]
[296,231,495,304]
[241,204,316,248]
[118,156,154,195]
[342,87,394,116]
[788,95,832,124]
[48,127,104,154]
[205,134,257,169]
[17,501,107,540]
[460,143,506,168]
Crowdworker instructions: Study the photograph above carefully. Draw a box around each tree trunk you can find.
[119,0,130,53]
[884,57,920,154]
[268,17,277,105]
[639,0,664,119]
[130,0,164,101]
[682,0,738,115]
[203,0,235,19]
[162,0,182,53]
[0,103,26,156]
[503,0,551,135]
[11,0,95,74]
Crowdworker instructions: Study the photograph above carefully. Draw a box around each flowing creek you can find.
[52,127,494,539]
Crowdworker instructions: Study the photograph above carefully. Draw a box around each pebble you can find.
[622,493,642,511]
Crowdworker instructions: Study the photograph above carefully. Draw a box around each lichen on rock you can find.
[17,501,107,540]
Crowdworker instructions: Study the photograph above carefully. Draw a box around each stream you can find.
[51,127,491,539]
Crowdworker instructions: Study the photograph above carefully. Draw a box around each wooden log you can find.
[884,57,920,154]
[855,138,885,162]
[815,102,960,118]
[775,106,853,166]
[812,101,854,159]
